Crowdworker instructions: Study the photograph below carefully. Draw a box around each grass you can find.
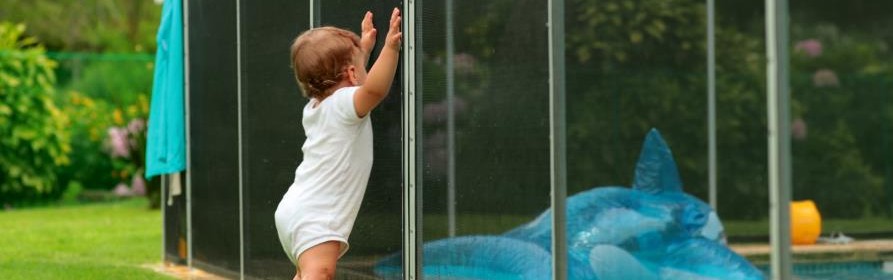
[0,199,171,280]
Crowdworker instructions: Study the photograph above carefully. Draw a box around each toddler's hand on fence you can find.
[360,11,377,55]
[385,8,402,51]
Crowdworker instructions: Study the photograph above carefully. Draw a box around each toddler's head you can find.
[290,27,364,99]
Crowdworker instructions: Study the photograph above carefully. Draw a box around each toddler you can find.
[275,8,402,280]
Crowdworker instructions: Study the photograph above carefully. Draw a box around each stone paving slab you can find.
[731,239,893,264]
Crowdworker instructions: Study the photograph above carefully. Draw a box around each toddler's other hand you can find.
[360,11,377,54]
[385,8,402,51]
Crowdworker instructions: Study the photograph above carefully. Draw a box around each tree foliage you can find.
[0,0,161,52]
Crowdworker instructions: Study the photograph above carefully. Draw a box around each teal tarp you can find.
[145,0,185,178]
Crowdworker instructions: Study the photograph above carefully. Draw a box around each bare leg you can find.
[297,241,340,280]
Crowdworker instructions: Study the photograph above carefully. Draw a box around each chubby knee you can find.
[298,241,340,280]
[301,269,334,280]
[300,264,335,280]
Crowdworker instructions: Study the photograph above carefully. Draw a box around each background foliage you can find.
[1,0,160,206]
[0,0,161,52]
[425,0,893,220]
[1,0,891,219]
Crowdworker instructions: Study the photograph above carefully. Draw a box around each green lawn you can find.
[0,199,172,280]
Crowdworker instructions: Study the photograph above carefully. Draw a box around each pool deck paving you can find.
[731,239,893,264]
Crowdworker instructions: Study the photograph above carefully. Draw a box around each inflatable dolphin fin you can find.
[632,128,683,194]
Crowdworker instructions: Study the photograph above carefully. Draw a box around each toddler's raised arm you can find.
[359,11,376,66]
[354,8,402,118]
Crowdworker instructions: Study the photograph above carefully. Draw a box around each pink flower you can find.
[792,118,808,140]
[423,130,448,175]
[795,39,822,58]
[424,102,447,123]
[423,97,468,124]
[453,97,468,113]
[128,118,146,135]
[113,183,132,197]
[813,69,839,87]
[107,127,131,158]
[131,173,146,196]
[454,53,477,75]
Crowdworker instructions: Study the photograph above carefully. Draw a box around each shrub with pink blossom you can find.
[105,118,149,198]
[795,39,823,58]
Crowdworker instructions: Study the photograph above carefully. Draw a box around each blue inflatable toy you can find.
[375,129,765,280]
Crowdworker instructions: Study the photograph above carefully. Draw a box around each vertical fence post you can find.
[445,0,457,239]
[766,0,793,278]
[235,0,245,278]
[309,0,319,28]
[182,0,194,272]
[161,174,167,263]
[548,0,567,279]
[403,0,419,279]
[707,0,718,210]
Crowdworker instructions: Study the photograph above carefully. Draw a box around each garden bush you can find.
[0,23,71,205]
[54,91,117,193]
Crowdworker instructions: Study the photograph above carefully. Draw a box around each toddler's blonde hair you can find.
[290,27,361,99]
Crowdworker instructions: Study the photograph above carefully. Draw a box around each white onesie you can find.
[275,86,374,264]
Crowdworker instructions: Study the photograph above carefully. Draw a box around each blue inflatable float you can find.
[375,129,765,280]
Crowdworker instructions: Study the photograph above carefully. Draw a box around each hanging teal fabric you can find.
[145,0,185,178]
